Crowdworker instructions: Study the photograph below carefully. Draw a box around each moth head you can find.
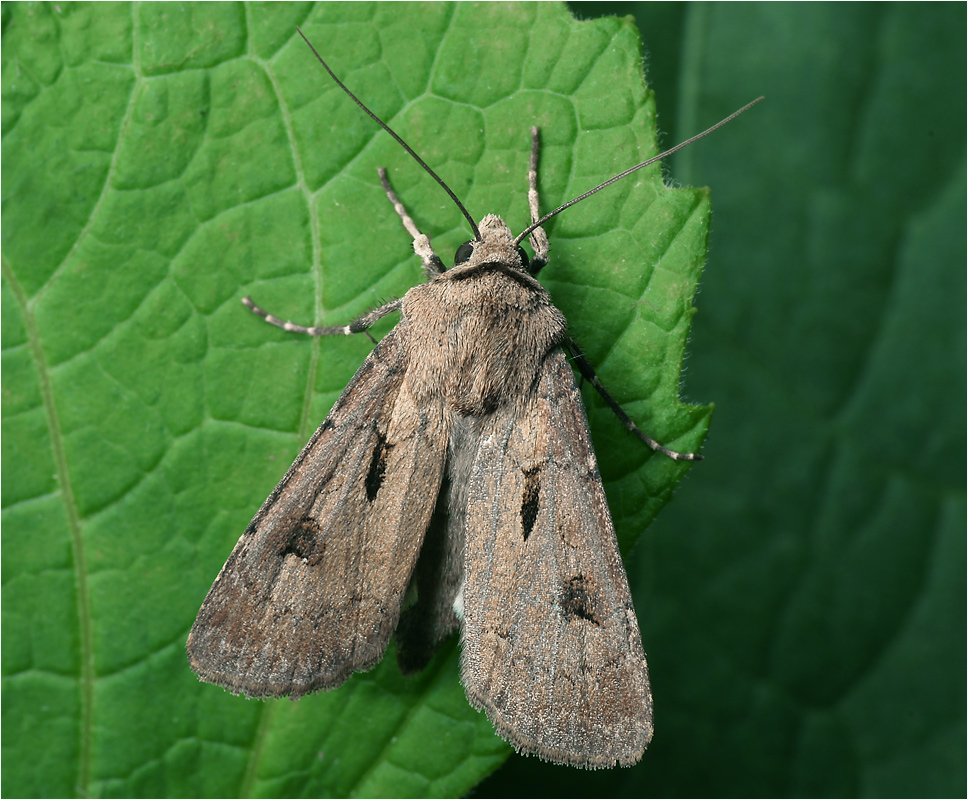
[453,214,530,272]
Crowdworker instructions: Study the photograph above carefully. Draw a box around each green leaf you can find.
[3,3,710,797]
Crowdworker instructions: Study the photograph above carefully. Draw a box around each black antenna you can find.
[296,27,482,241]
[514,97,764,246]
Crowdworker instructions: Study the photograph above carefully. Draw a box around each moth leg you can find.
[241,296,402,343]
[378,167,446,279]
[563,337,703,462]
[526,126,550,275]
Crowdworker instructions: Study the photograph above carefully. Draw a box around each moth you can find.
[187,28,760,769]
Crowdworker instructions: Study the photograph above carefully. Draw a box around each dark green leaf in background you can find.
[485,2,966,797]
[3,3,712,797]
[3,2,964,798]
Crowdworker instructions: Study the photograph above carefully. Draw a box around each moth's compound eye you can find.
[454,241,475,265]
[516,246,530,269]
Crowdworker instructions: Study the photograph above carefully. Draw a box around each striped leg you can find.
[378,168,446,279]
[241,297,401,342]
[563,337,703,462]
[526,127,550,275]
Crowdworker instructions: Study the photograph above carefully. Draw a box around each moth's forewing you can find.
[459,348,653,769]
[187,324,450,698]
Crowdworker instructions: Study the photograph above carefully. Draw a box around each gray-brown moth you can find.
[187,28,760,769]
